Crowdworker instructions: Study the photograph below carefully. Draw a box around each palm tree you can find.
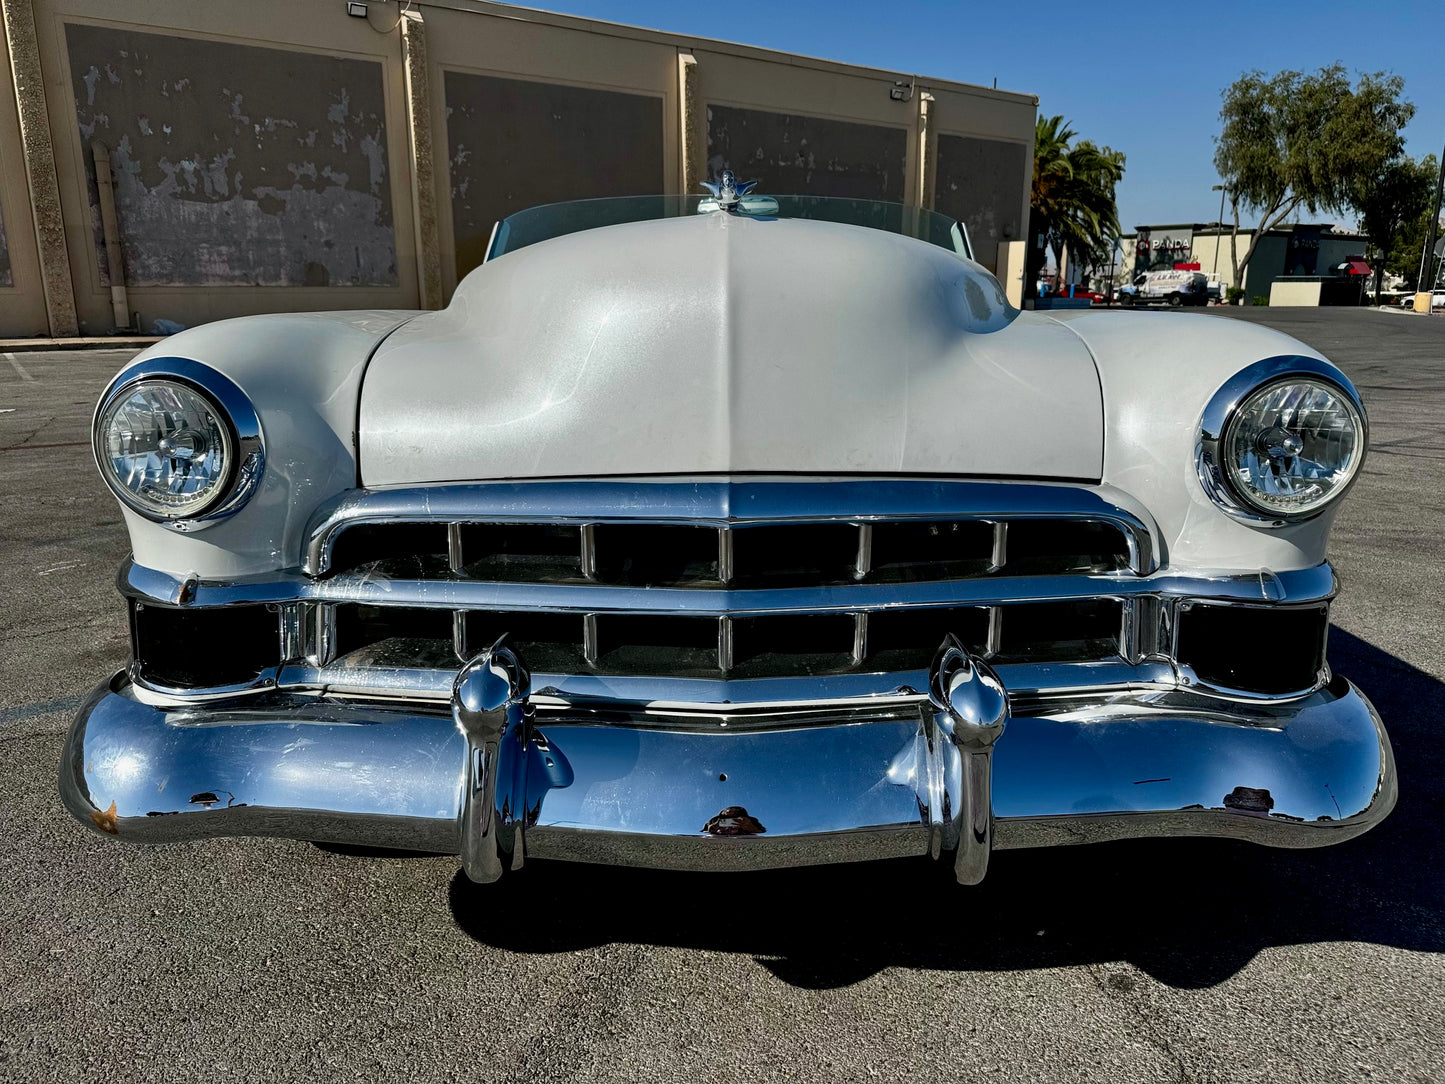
[1027,116,1126,298]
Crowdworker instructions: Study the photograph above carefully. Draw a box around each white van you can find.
[1121,269,1209,307]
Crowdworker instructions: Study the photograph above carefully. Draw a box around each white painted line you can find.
[4,352,36,383]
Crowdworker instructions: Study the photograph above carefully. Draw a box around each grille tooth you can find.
[854,523,873,580]
[447,523,464,574]
[717,615,734,671]
[452,609,468,662]
[851,612,869,666]
[717,528,733,586]
[580,524,598,581]
[990,521,1008,573]
[582,612,599,666]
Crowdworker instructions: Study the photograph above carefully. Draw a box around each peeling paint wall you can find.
[445,72,664,278]
[706,105,906,201]
[934,135,1028,273]
[64,24,397,287]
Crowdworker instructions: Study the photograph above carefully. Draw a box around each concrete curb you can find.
[0,337,162,353]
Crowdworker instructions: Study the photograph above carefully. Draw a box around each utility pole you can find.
[1106,241,1118,308]
[1416,136,1445,313]
[1212,184,1227,281]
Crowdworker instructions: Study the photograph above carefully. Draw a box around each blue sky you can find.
[528,0,1443,232]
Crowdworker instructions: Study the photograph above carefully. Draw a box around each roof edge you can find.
[418,0,1038,106]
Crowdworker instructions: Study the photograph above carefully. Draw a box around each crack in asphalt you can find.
[1085,963,1193,1083]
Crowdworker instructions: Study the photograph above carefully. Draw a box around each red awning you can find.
[1343,259,1371,276]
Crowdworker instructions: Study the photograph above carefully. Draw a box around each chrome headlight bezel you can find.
[92,357,265,530]
[1197,355,1367,525]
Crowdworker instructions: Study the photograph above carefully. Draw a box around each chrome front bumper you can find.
[61,650,1396,883]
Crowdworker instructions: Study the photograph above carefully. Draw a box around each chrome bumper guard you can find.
[61,642,1396,883]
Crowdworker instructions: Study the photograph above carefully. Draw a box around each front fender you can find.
[105,310,419,579]
[1050,311,1347,575]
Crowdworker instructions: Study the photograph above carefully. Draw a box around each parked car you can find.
[1398,289,1445,309]
[62,177,1394,887]
[1120,269,1210,306]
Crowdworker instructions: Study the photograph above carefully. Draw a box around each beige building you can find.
[0,0,1037,338]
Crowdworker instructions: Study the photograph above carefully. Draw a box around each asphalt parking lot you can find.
[2,308,1443,1083]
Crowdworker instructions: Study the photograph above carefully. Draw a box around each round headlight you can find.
[97,379,234,518]
[1199,358,1367,524]
[1222,378,1363,517]
[93,359,264,527]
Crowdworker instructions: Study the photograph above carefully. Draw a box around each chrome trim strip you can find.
[266,658,1178,710]
[118,561,1338,615]
[1196,355,1368,525]
[302,479,1160,576]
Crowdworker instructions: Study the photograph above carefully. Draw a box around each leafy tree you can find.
[1028,115,1125,298]
[1354,154,1434,302]
[1387,191,1445,290]
[1214,65,1414,290]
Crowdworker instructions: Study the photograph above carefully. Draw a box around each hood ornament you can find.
[700,170,757,211]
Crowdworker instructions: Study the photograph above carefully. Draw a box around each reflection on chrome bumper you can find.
[60,666,1395,883]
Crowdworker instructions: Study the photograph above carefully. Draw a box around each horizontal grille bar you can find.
[304,480,1158,576]
[328,599,1124,680]
[325,518,1133,587]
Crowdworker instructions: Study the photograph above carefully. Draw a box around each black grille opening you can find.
[333,604,453,668]
[459,523,582,582]
[994,599,1123,663]
[466,610,586,673]
[1005,521,1130,575]
[1176,603,1327,694]
[731,523,859,586]
[132,602,280,688]
[593,525,717,585]
[869,521,994,582]
[731,614,855,678]
[866,607,989,671]
[327,523,449,578]
[594,614,719,675]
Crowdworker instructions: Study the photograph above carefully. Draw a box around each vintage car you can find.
[61,177,1395,886]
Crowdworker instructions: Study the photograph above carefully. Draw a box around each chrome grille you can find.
[324,517,1132,587]
[277,479,1159,699]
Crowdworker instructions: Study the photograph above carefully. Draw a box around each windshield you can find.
[486,194,972,262]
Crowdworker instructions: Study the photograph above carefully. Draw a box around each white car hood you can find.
[359,214,1104,485]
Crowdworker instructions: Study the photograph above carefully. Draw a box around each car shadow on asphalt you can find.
[447,627,1443,990]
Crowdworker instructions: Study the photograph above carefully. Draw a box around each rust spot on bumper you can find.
[91,801,119,834]
[702,806,766,836]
